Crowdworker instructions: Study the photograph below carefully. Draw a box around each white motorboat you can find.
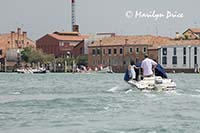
[98,66,113,73]
[124,63,176,91]
[127,76,176,91]
[17,68,47,74]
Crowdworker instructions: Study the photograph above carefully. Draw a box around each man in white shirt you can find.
[141,54,157,77]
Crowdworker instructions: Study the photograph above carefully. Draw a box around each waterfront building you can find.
[88,35,147,72]
[183,28,200,39]
[0,28,35,71]
[36,31,87,58]
[158,40,200,73]
[88,35,171,72]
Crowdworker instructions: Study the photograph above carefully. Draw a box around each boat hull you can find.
[127,76,176,91]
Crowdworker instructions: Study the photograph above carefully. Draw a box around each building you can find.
[88,35,150,72]
[0,28,35,71]
[36,31,88,58]
[183,28,200,39]
[158,40,200,73]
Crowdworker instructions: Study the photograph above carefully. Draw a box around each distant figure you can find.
[141,54,157,77]
[124,61,139,81]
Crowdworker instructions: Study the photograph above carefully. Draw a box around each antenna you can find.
[71,0,76,31]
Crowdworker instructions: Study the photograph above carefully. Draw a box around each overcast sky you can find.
[0,0,200,40]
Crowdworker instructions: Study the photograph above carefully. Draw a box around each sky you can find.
[0,0,200,41]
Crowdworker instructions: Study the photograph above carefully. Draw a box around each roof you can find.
[48,31,88,41]
[160,39,200,47]
[89,35,171,49]
[89,34,200,49]
[0,33,35,47]
[183,28,200,34]
[189,28,200,33]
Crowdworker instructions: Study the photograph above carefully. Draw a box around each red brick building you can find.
[0,28,35,70]
[88,36,149,72]
[36,31,87,58]
[88,35,171,72]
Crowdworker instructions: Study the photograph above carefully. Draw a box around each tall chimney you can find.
[11,31,15,48]
[175,32,180,39]
[71,0,76,31]
[17,28,21,35]
[23,32,27,47]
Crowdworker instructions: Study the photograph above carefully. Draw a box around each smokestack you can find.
[73,25,79,32]
[11,31,15,48]
[71,0,76,31]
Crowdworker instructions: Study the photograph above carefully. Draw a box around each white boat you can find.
[124,63,176,91]
[98,66,113,73]
[127,76,176,91]
[17,68,47,74]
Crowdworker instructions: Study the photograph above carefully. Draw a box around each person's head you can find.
[144,54,148,58]
[128,65,131,70]
[130,60,135,66]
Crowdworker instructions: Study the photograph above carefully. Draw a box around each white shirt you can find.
[141,58,157,76]
[130,65,136,79]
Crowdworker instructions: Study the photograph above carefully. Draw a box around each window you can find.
[162,57,167,65]
[93,60,96,65]
[15,40,18,44]
[114,48,117,54]
[0,49,2,55]
[172,56,177,65]
[97,48,100,55]
[194,56,197,64]
[194,47,197,55]
[136,48,139,54]
[183,47,186,55]
[80,47,83,54]
[92,49,96,55]
[143,47,147,53]
[103,49,105,55]
[173,48,177,55]
[108,49,112,55]
[163,48,167,55]
[120,48,123,54]
[183,56,186,65]
[129,48,133,53]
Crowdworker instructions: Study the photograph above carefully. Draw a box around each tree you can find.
[76,55,88,66]
[21,47,55,64]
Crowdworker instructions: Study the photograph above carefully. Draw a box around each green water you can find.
[0,73,200,133]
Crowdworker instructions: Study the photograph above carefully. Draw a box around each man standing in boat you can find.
[141,54,157,77]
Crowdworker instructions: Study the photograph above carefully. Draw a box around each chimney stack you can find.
[73,25,79,32]
[175,32,180,39]
[17,28,21,35]
[11,31,15,48]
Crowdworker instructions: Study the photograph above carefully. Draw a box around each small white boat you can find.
[124,63,176,91]
[127,76,176,91]
[17,68,47,74]
[98,66,113,73]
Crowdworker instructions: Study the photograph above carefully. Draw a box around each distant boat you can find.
[97,66,113,73]
[17,67,47,74]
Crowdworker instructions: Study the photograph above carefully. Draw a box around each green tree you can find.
[76,55,88,66]
[21,47,55,64]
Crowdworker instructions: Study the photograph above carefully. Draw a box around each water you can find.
[0,73,200,133]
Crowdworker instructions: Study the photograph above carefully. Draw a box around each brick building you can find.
[88,36,149,72]
[0,28,35,71]
[183,28,200,39]
[36,31,87,58]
